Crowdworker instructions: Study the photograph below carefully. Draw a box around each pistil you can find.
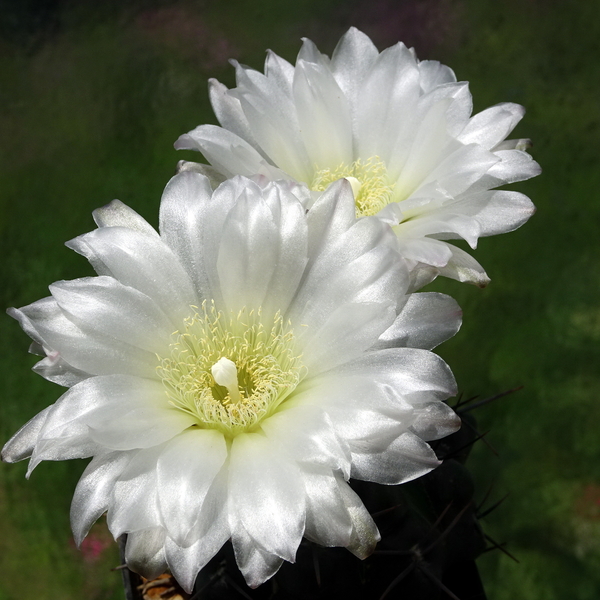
[211,357,242,404]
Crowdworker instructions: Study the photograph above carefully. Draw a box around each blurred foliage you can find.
[0,0,598,598]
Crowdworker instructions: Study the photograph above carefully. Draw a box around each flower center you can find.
[310,156,394,217]
[157,301,305,436]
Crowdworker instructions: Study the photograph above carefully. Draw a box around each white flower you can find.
[2,174,460,591]
[176,27,541,288]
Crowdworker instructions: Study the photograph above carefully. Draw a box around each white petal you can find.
[32,351,89,387]
[92,200,158,237]
[330,27,379,118]
[208,78,262,153]
[175,124,286,180]
[8,300,54,350]
[417,82,473,136]
[156,429,227,544]
[1,405,52,463]
[229,432,305,561]
[290,375,414,441]
[458,102,525,149]
[356,42,420,161]
[492,137,532,152]
[258,182,309,316]
[292,239,409,334]
[474,190,536,236]
[176,160,227,187]
[309,214,398,276]
[377,292,462,350]
[261,404,351,477]
[236,95,312,182]
[264,50,295,96]
[11,299,158,379]
[108,444,165,536]
[407,264,440,293]
[302,466,353,547]
[293,59,353,168]
[304,179,357,266]
[125,528,168,580]
[332,348,457,399]
[420,143,499,198]
[437,244,491,287]
[49,277,173,355]
[486,149,542,184]
[231,63,312,181]
[439,82,473,136]
[38,375,191,452]
[397,213,482,248]
[184,461,230,543]
[71,450,134,546]
[158,170,223,303]
[337,479,380,559]
[43,322,157,379]
[410,400,461,441]
[166,521,229,593]
[394,236,453,267]
[418,60,457,91]
[297,36,330,65]
[443,189,535,237]
[67,227,198,324]
[29,377,167,469]
[231,521,284,589]
[217,192,279,313]
[377,201,403,225]
[300,301,396,374]
[27,435,103,477]
[389,98,452,192]
[350,430,441,484]
[165,465,230,592]
[83,381,195,451]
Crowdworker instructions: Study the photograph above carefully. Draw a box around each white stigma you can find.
[345,176,362,198]
[211,357,242,404]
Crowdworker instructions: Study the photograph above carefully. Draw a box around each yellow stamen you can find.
[311,156,393,217]
[157,301,305,436]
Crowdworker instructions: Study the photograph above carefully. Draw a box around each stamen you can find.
[311,156,394,217]
[157,302,305,436]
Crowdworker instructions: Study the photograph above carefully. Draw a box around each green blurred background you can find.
[0,0,598,597]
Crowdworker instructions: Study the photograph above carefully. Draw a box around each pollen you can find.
[310,156,394,217]
[157,301,305,436]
